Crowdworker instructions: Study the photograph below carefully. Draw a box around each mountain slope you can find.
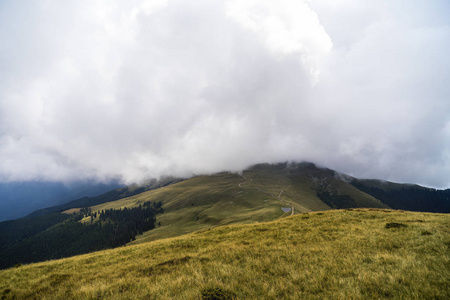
[1,209,448,299]
[0,181,122,221]
[351,179,450,213]
[89,162,387,244]
[1,162,449,269]
[24,177,180,218]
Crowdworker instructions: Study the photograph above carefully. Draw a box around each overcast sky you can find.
[1,0,449,188]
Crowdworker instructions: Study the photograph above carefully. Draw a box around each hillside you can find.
[91,162,387,244]
[1,209,448,299]
[0,181,122,221]
[1,162,449,269]
[351,179,450,213]
[25,177,179,218]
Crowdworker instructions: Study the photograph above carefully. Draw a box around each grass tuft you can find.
[201,287,236,300]
[385,222,408,229]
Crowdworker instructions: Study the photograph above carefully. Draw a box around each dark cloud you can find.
[0,0,449,188]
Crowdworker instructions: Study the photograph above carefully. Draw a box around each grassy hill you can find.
[88,162,387,244]
[1,209,448,299]
[2,162,448,270]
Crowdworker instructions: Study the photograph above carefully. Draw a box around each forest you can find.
[0,201,163,269]
[351,181,450,213]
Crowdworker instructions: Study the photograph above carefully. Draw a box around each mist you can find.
[1,0,449,188]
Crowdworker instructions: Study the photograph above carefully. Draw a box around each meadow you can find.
[89,164,387,245]
[1,209,448,299]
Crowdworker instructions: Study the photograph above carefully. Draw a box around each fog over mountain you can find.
[1,0,449,188]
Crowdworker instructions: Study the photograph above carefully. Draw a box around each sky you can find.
[0,0,449,188]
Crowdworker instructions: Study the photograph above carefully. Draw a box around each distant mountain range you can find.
[0,162,448,269]
[0,181,123,221]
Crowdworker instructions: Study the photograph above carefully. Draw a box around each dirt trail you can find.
[238,175,252,188]
[278,190,295,215]
[239,176,294,216]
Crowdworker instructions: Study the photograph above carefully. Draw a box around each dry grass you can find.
[1,209,448,299]
[85,167,387,246]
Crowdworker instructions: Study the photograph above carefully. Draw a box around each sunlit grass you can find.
[1,209,448,299]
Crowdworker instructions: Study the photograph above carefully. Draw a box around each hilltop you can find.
[1,209,448,299]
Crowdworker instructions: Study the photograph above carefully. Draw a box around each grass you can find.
[85,164,388,245]
[1,209,448,299]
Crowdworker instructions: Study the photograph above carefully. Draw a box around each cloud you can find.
[0,0,449,188]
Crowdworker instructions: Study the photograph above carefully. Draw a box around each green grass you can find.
[1,209,448,299]
[86,164,387,245]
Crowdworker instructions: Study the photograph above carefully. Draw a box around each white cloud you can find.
[0,0,449,188]
[226,0,332,79]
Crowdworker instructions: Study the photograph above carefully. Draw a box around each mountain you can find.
[105,162,389,244]
[351,179,450,213]
[24,176,181,218]
[0,181,123,221]
[0,209,448,299]
[0,162,449,269]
